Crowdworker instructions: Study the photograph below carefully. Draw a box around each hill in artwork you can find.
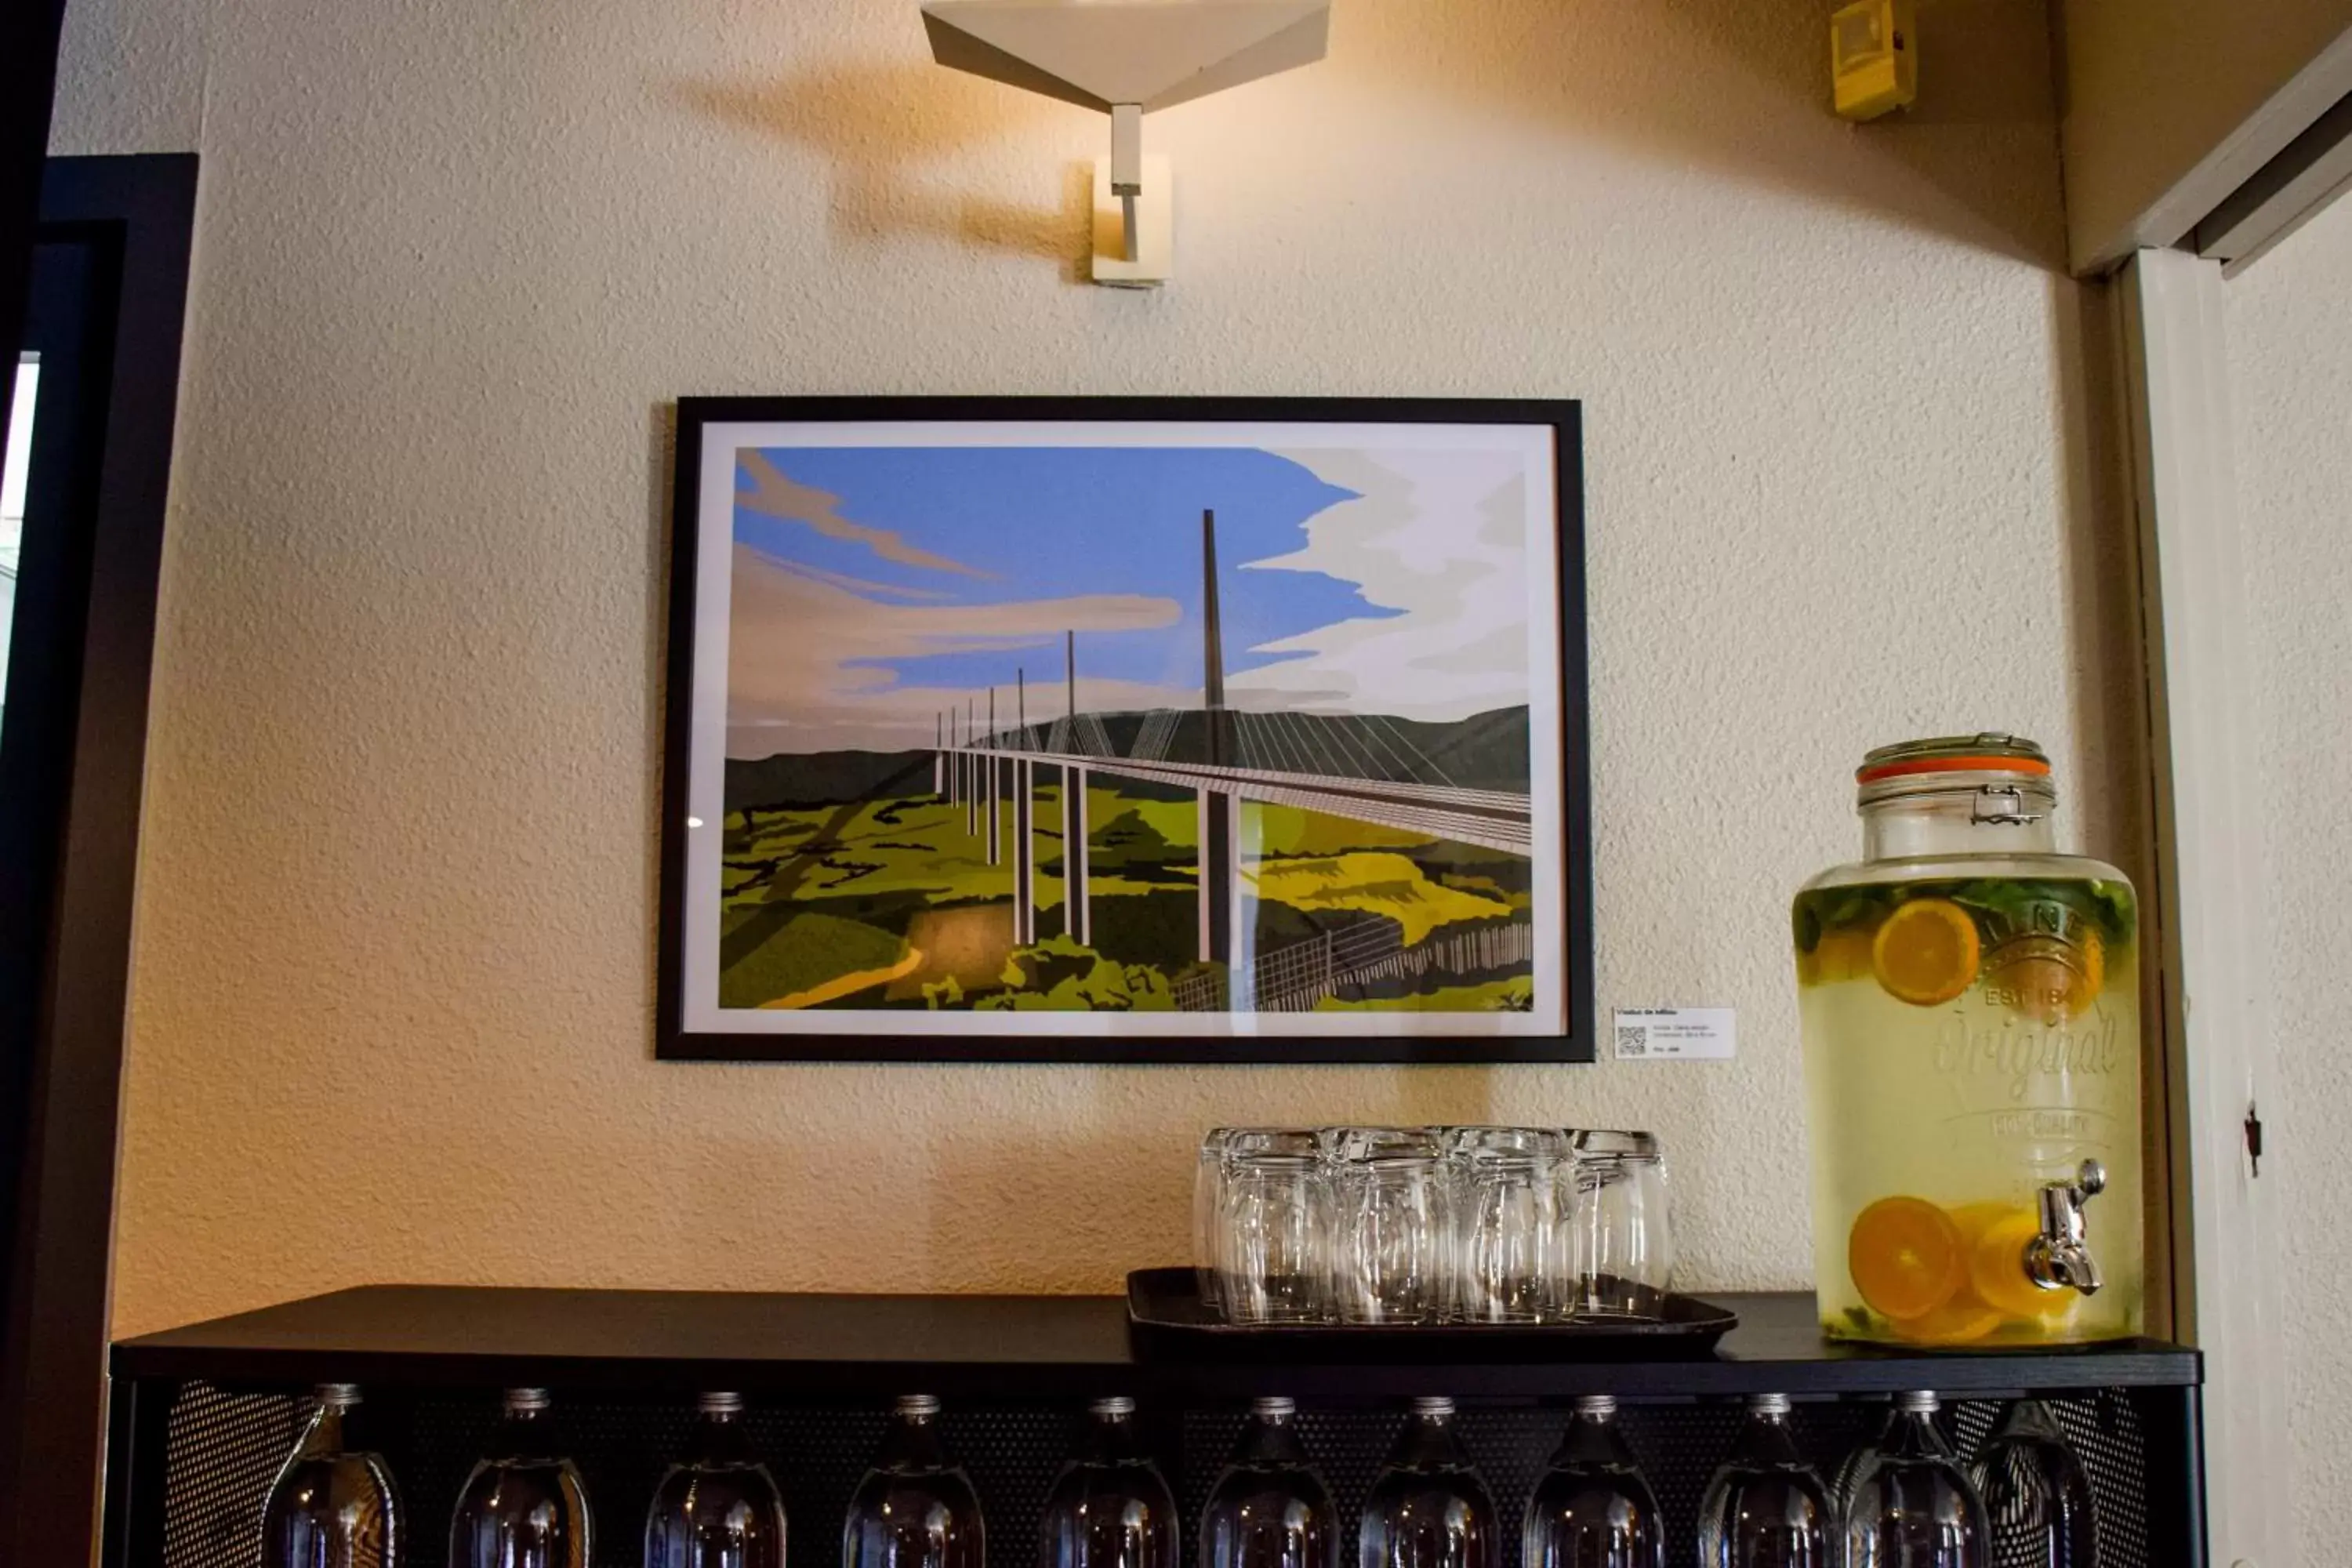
[725,705,1534,811]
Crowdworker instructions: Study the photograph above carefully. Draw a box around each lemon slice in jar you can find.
[1871,898,1982,1006]
[1849,1196,1966,1321]
[1952,1202,2078,1322]
[1889,1298,2004,1345]
[1985,929,2107,1025]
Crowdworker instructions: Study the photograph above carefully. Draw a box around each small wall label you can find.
[1612,1007,1736,1061]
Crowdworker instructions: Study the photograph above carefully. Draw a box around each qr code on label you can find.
[1615,1024,1648,1058]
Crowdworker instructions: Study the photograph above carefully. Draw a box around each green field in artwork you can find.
[719,762,1537,1014]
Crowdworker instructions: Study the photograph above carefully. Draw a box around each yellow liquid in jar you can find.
[1795,873,2142,1345]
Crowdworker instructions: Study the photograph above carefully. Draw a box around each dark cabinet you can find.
[101,1287,2205,1568]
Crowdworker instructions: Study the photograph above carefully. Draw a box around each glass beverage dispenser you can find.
[1793,735,2142,1345]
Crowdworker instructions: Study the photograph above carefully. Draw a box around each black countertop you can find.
[111,1286,2199,1401]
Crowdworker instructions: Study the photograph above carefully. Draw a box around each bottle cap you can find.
[1251,1396,1297,1417]
[896,1394,942,1417]
[1090,1396,1137,1417]
[314,1383,361,1407]
[1897,1390,1940,1414]
[1573,1394,1618,1417]
[504,1388,552,1414]
[1410,1396,1456,1417]
[1750,1393,1791,1415]
[699,1392,746,1415]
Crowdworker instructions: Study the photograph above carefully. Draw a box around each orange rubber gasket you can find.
[1857,755,2053,783]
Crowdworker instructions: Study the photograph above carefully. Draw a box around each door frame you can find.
[0,152,194,1568]
[0,0,68,463]
[2115,246,2292,1568]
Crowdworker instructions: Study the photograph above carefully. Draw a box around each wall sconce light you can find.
[920,0,1331,287]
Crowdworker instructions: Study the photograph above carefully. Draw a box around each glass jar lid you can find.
[1856,732,2055,818]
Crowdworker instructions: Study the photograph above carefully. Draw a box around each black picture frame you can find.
[657,397,1592,1064]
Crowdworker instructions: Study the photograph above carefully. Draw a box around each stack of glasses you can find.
[1194,1126,1671,1326]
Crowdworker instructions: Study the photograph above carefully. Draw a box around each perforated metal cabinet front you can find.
[145,1381,2166,1568]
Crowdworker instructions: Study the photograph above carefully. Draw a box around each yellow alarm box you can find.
[1831,0,1915,121]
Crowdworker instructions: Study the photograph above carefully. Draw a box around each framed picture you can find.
[659,397,1591,1062]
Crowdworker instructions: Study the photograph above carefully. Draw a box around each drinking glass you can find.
[1041,1397,1179,1568]
[1322,1127,1448,1163]
[646,1393,786,1568]
[1446,1127,1564,1160]
[1228,1130,1322,1156]
[260,1384,401,1568]
[1842,1392,1987,1568]
[1334,1153,1451,1323]
[1969,1399,2098,1567]
[448,1389,591,1568]
[1360,1398,1498,1568]
[1696,1394,1831,1568]
[1219,1150,1330,1323]
[845,1396,985,1568]
[1196,1131,1238,1308]
[1566,1131,1671,1317]
[1201,1399,1338,1568]
[1522,1396,1664,1568]
[1200,1130,1320,1319]
[1457,1149,1559,1323]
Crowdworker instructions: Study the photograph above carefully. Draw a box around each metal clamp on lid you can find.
[1969,783,2046,826]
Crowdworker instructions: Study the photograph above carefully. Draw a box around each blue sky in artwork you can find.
[734,446,1393,691]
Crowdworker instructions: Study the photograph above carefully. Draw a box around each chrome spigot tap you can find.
[2025,1159,2107,1295]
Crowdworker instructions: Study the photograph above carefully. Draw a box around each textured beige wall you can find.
[2227,194,2352,1560]
[49,0,2147,1340]
[2056,0,2352,270]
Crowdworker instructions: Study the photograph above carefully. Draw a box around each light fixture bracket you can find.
[920,0,1331,285]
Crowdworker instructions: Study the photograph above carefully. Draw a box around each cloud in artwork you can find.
[765,556,957,601]
[737,452,995,580]
[728,544,1189,756]
[1225,447,1534,722]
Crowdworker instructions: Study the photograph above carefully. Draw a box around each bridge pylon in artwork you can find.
[931,511,1534,1013]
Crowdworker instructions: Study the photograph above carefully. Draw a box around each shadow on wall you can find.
[1346,0,2065,268]
[663,0,2065,274]
[908,1073,1510,1291]
[663,64,1097,276]
[2046,275,2147,873]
